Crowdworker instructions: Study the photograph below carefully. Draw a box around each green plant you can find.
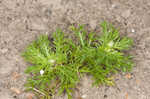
[22,22,134,99]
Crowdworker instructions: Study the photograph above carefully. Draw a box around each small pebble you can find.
[89,20,97,30]
[10,87,21,94]
[111,4,116,8]
[12,72,20,80]
[26,93,34,99]
[0,48,8,54]
[81,94,87,98]
[104,94,107,98]
[13,95,17,98]
[131,29,135,33]
[122,10,131,18]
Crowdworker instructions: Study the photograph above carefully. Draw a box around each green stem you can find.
[78,32,84,47]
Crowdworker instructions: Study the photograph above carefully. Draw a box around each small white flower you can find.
[40,69,44,75]
[108,41,114,47]
[48,59,55,63]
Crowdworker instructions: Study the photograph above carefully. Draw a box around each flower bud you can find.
[48,59,55,63]
[108,41,114,47]
[40,69,44,75]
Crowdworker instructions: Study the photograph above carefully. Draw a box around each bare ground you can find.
[0,0,150,99]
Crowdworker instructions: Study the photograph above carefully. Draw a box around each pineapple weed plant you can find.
[22,22,134,99]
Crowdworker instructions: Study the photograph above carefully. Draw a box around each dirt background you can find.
[0,0,150,99]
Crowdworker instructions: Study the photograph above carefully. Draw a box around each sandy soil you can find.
[0,0,150,99]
